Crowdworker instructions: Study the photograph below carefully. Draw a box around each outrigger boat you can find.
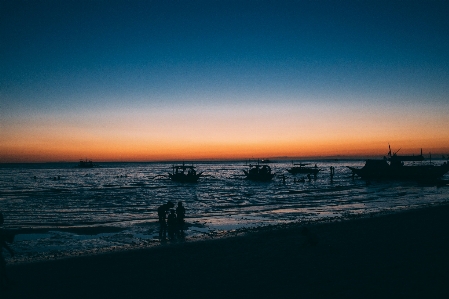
[243,163,275,181]
[287,163,320,175]
[168,163,203,183]
[347,147,449,181]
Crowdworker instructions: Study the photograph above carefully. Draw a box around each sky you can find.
[1,0,449,162]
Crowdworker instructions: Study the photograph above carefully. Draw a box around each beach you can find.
[2,203,448,298]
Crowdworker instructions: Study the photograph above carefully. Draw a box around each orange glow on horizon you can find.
[2,137,448,163]
[1,100,448,163]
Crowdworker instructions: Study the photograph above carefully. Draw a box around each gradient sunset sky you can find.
[1,0,448,162]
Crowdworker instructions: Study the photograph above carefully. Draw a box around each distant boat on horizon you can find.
[77,159,99,168]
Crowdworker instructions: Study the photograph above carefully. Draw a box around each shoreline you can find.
[7,201,446,266]
[3,203,449,298]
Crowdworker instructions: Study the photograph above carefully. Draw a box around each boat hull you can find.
[243,170,275,182]
[347,163,449,181]
[287,168,320,175]
[168,172,202,183]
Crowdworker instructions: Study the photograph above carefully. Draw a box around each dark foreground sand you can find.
[3,204,449,299]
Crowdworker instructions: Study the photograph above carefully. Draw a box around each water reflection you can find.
[0,161,448,263]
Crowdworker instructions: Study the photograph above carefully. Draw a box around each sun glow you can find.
[0,109,449,162]
[2,101,448,162]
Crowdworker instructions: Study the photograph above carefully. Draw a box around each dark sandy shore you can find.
[2,204,449,298]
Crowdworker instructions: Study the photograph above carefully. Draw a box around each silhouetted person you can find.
[330,166,335,183]
[0,212,14,290]
[167,209,177,240]
[157,201,174,240]
[176,202,186,236]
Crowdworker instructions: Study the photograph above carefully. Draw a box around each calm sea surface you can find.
[1,160,448,263]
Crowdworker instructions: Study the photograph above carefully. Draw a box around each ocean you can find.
[1,160,448,264]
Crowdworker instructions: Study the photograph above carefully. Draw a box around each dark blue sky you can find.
[1,0,449,161]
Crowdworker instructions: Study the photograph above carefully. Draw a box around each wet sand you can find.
[3,204,449,298]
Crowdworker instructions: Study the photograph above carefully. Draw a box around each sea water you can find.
[1,160,448,263]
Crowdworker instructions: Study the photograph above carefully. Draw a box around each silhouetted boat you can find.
[287,163,320,175]
[168,163,203,183]
[347,147,449,181]
[243,163,275,181]
[77,159,99,168]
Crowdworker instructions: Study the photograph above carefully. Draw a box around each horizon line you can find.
[2,153,449,164]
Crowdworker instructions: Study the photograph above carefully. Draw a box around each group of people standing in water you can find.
[1,201,187,291]
[157,201,186,240]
